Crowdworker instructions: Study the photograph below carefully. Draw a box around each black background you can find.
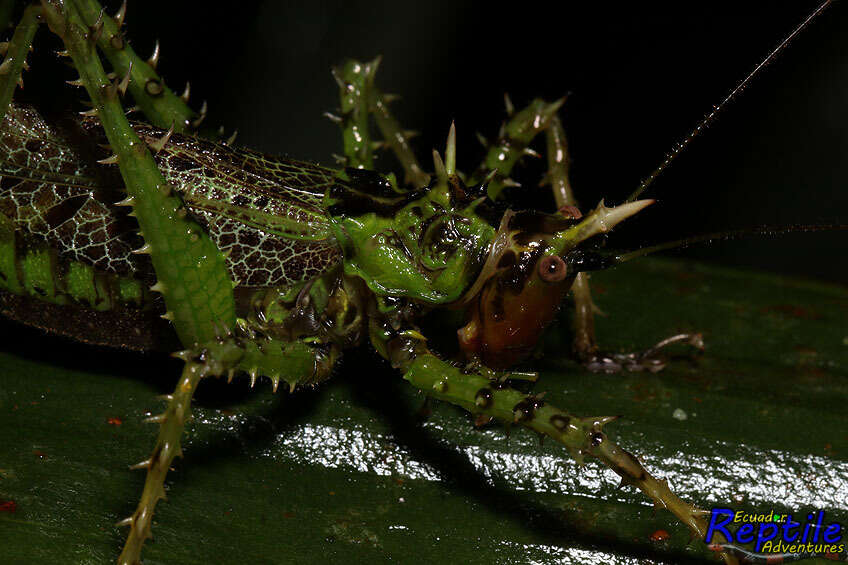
[26,1,848,283]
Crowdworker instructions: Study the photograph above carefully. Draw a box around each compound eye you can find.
[538,255,568,283]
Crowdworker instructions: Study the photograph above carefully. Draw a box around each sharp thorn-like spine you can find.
[149,281,165,293]
[445,122,457,175]
[147,123,175,153]
[79,108,98,117]
[224,129,238,146]
[504,92,515,116]
[132,243,152,255]
[147,39,160,69]
[117,61,132,96]
[115,516,133,528]
[97,154,119,165]
[190,100,207,128]
[88,9,105,44]
[323,111,342,124]
[129,459,152,470]
[180,81,190,102]
[171,350,191,361]
[432,149,447,182]
[113,0,127,27]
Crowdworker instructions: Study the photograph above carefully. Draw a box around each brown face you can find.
[457,215,578,370]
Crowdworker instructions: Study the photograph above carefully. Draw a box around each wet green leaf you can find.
[0,258,845,564]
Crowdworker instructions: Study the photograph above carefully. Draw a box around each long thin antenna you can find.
[613,223,848,263]
[625,0,833,203]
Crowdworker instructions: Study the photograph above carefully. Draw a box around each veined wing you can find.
[0,104,145,276]
[128,123,343,288]
[0,104,343,291]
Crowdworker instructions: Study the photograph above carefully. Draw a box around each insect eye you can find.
[538,255,567,283]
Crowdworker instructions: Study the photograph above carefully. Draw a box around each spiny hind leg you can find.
[543,115,704,372]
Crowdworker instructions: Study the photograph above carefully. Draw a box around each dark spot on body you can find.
[44,195,88,229]
[25,139,43,153]
[475,388,493,409]
[590,431,605,447]
[549,414,570,432]
[0,176,20,191]
[145,79,164,96]
[497,250,516,269]
[254,196,269,208]
[513,395,544,423]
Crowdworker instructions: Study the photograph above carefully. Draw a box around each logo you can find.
[705,508,845,561]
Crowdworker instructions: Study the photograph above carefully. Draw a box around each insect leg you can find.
[0,4,40,122]
[117,345,233,565]
[469,97,564,199]
[72,0,201,131]
[331,58,377,169]
[369,85,430,188]
[542,115,601,361]
[387,333,737,565]
[543,116,704,372]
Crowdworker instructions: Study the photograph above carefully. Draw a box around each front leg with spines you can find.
[543,114,705,371]
[388,334,737,565]
[470,97,564,199]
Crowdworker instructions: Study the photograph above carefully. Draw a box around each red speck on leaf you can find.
[0,500,17,513]
[107,417,122,426]
[650,529,670,542]
[33,450,47,459]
